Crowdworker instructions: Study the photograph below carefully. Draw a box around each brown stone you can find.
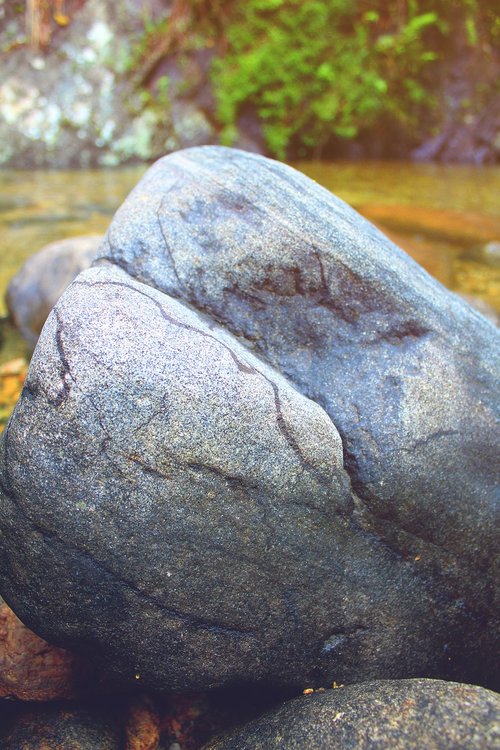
[125,695,160,750]
[357,203,500,246]
[0,597,86,700]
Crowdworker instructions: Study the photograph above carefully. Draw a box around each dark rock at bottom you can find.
[205,678,500,750]
[0,700,123,750]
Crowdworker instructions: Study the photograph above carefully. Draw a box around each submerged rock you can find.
[7,234,101,348]
[0,147,498,693]
[205,679,500,750]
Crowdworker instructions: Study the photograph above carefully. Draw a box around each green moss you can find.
[116,0,498,159]
[209,0,496,158]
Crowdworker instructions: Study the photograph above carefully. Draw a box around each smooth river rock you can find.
[97,146,499,685]
[0,264,441,691]
[6,234,102,348]
[0,147,498,692]
[205,679,500,750]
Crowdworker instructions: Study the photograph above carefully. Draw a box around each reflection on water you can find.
[0,161,499,323]
[0,168,145,317]
[296,160,500,215]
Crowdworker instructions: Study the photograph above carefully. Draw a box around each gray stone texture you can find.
[7,235,101,348]
[0,147,498,693]
[96,146,499,685]
[0,701,122,750]
[205,679,500,750]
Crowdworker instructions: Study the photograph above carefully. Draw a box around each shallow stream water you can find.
[0,160,498,364]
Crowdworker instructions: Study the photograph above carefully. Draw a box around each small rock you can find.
[467,240,500,268]
[0,595,104,701]
[482,241,500,266]
[205,679,500,749]
[125,695,160,750]
[6,234,102,348]
[0,596,80,700]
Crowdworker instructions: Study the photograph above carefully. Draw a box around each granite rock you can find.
[0,264,352,690]
[205,679,500,750]
[0,701,122,750]
[0,147,499,693]
[96,146,500,687]
[7,234,102,348]
[0,262,478,693]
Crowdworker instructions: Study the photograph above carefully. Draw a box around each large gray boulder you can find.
[7,235,101,348]
[0,147,498,692]
[0,264,447,691]
[205,679,500,750]
[97,146,499,685]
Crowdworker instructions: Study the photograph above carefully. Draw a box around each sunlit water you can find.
[0,161,499,352]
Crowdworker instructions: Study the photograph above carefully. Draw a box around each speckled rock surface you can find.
[205,679,500,750]
[0,148,499,693]
[0,264,455,691]
[7,235,102,348]
[0,701,122,750]
[96,146,499,687]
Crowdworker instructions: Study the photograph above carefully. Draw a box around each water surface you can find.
[1,161,499,326]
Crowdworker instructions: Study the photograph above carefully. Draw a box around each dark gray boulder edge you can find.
[0,147,498,691]
[0,700,122,750]
[205,679,500,750]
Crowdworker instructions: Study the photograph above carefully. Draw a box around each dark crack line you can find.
[49,310,75,408]
[73,277,315,473]
[156,189,186,292]
[126,454,278,549]
[126,453,172,481]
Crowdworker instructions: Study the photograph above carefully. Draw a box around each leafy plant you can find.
[209,0,484,158]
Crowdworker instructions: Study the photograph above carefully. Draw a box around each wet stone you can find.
[6,234,102,348]
[205,678,500,750]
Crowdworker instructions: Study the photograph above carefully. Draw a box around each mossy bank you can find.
[0,0,498,167]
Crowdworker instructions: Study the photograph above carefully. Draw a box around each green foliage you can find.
[119,0,497,158]
[210,0,489,158]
